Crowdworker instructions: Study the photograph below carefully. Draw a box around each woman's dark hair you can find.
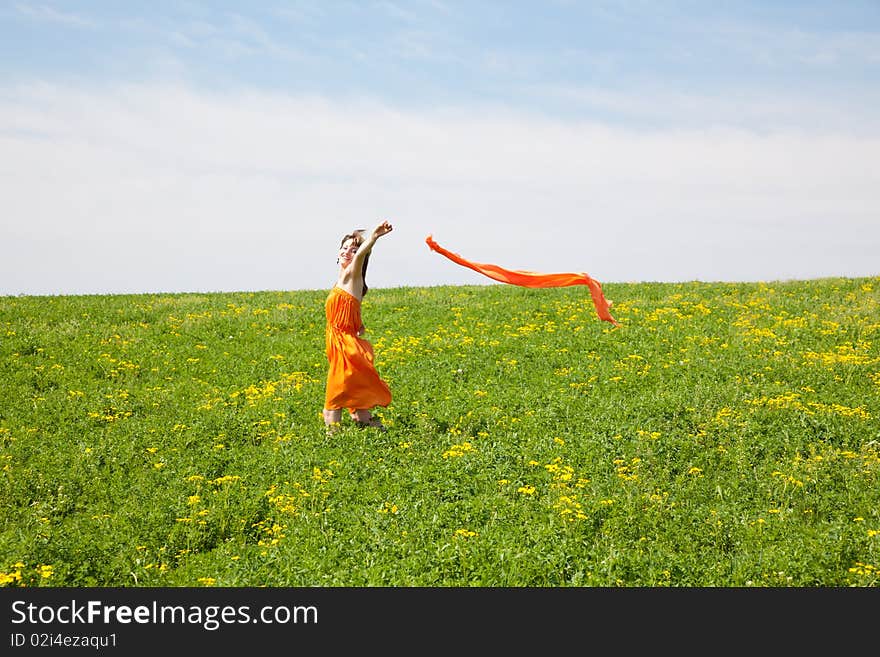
[340,230,370,297]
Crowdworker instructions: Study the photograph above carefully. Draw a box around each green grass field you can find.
[1,277,878,586]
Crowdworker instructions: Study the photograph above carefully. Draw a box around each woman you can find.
[322,220,393,432]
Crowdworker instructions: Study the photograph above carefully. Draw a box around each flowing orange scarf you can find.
[426,235,619,327]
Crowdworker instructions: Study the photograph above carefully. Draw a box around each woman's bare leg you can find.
[323,408,342,426]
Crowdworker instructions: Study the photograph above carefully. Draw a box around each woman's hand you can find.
[372,220,393,239]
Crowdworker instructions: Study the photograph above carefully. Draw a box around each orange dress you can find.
[323,286,392,412]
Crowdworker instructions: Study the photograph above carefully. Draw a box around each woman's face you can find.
[338,238,359,267]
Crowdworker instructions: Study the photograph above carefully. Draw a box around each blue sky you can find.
[2,1,879,295]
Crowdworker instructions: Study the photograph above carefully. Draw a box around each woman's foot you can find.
[355,416,387,431]
[350,410,387,431]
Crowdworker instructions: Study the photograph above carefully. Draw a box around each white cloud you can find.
[532,82,880,135]
[15,3,96,28]
[1,82,878,296]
